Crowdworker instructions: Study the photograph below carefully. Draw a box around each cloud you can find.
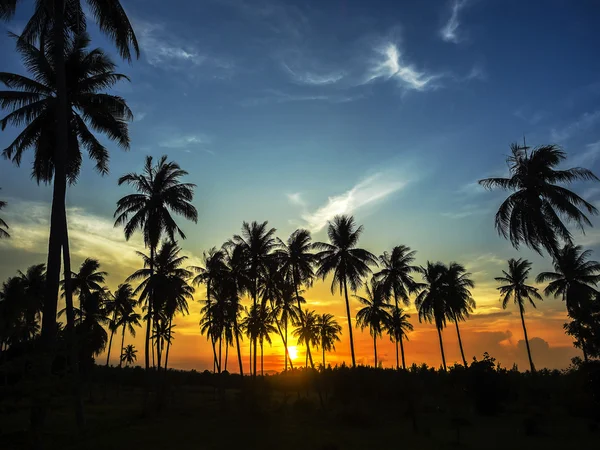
[364,42,439,91]
[241,89,362,106]
[457,181,486,196]
[282,62,345,86]
[286,192,306,207]
[470,311,512,321]
[440,0,471,44]
[514,108,547,125]
[441,203,488,219]
[550,110,600,142]
[569,140,600,167]
[159,134,214,154]
[295,169,413,232]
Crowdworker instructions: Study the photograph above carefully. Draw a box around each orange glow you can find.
[288,346,298,361]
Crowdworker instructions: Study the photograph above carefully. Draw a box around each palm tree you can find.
[121,344,138,367]
[445,263,476,367]
[375,245,422,307]
[415,262,449,371]
[316,313,342,369]
[230,221,277,376]
[110,284,140,369]
[104,283,137,367]
[0,190,9,238]
[355,279,391,368]
[115,156,197,370]
[385,306,413,370]
[479,143,599,257]
[536,244,600,315]
[292,309,318,368]
[495,258,542,372]
[240,304,277,376]
[271,280,303,370]
[67,258,107,320]
[315,215,378,367]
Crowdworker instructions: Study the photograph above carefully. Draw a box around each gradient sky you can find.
[2,0,600,371]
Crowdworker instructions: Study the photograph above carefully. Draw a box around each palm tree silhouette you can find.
[104,283,137,368]
[495,258,542,372]
[241,304,277,375]
[479,143,599,257]
[445,263,476,367]
[536,244,600,315]
[385,307,413,370]
[315,313,342,369]
[0,190,9,238]
[292,309,318,368]
[374,245,422,368]
[115,156,197,370]
[65,258,107,321]
[356,279,391,368]
[416,262,450,371]
[231,221,276,377]
[110,284,141,369]
[315,215,378,368]
[271,279,303,370]
[121,344,138,367]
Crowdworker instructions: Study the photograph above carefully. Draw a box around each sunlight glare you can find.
[288,346,298,361]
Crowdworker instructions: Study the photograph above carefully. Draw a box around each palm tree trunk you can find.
[399,337,407,370]
[437,326,447,371]
[164,318,173,372]
[211,336,219,373]
[395,341,399,370]
[274,314,293,370]
[218,335,222,374]
[62,224,85,430]
[373,335,378,368]
[453,316,468,367]
[260,337,264,376]
[249,337,253,376]
[106,313,116,367]
[342,278,356,367]
[224,342,229,372]
[145,246,154,371]
[119,325,126,369]
[322,343,326,369]
[234,317,244,376]
[519,307,535,372]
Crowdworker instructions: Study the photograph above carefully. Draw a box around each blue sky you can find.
[1,0,600,369]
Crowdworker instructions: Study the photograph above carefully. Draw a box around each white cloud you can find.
[159,134,212,149]
[295,170,412,232]
[440,0,470,44]
[457,181,486,196]
[570,140,600,167]
[286,192,306,207]
[442,203,488,219]
[241,89,361,106]
[364,42,439,91]
[281,62,345,86]
[550,110,600,142]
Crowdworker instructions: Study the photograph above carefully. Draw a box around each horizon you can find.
[2,0,600,372]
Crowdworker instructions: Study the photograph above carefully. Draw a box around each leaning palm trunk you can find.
[106,313,117,367]
[164,318,173,372]
[394,341,399,370]
[224,343,229,372]
[436,326,447,371]
[342,279,356,367]
[399,337,407,370]
[519,307,535,372]
[273,313,294,370]
[119,325,126,369]
[373,335,378,368]
[234,317,244,376]
[453,315,468,367]
[260,337,264,376]
[144,246,154,371]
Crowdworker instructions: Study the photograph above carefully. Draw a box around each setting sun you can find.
[288,346,298,361]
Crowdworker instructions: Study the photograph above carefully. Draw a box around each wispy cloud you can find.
[570,140,600,167]
[457,181,486,196]
[442,203,488,219]
[287,192,307,207]
[282,62,345,86]
[550,110,600,142]
[241,89,362,106]
[514,107,547,125]
[291,169,413,232]
[364,42,439,91]
[440,0,471,44]
[159,134,214,154]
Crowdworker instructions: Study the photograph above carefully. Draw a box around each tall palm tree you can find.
[231,221,276,376]
[241,304,277,376]
[536,244,600,316]
[479,143,599,257]
[292,309,318,368]
[104,283,137,367]
[115,156,197,370]
[315,215,378,367]
[415,262,449,371]
[375,245,422,307]
[385,307,413,370]
[111,284,140,369]
[495,258,542,372]
[0,190,9,238]
[271,280,303,370]
[445,262,476,367]
[355,279,391,368]
[315,313,342,369]
[121,344,138,367]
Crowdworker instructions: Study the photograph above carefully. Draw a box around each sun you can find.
[288,346,298,361]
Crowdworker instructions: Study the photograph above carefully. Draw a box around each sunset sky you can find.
[2,0,600,371]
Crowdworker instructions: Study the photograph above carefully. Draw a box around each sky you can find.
[2,0,600,372]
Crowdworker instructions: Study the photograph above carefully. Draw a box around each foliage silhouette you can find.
[355,278,391,368]
[0,189,9,238]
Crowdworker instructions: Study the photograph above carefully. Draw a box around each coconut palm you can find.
[111,285,140,369]
[495,258,542,372]
[445,263,476,367]
[104,283,136,367]
[66,258,107,320]
[415,262,449,371]
[315,313,342,369]
[385,307,413,370]
[199,288,226,373]
[115,156,197,370]
[121,344,138,367]
[355,279,391,368]
[240,304,277,376]
[375,245,422,307]
[0,190,9,238]
[230,221,277,376]
[479,143,599,257]
[315,215,378,367]
[536,244,600,316]
[292,309,318,368]
[271,280,303,370]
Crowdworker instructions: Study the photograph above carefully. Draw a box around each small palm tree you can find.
[495,258,542,372]
[105,283,138,368]
[536,244,600,316]
[479,143,599,257]
[445,263,476,367]
[315,313,342,368]
[272,279,303,370]
[375,245,422,307]
[415,262,449,371]
[315,215,378,367]
[0,190,9,238]
[115,155,197,370]
[67,258,107,321]
[355,279,391,368]
[121,344,138,367]
[292,309,319,368]
[385,307,413,370]
[241,304,277,376]
[113,286,141,369]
